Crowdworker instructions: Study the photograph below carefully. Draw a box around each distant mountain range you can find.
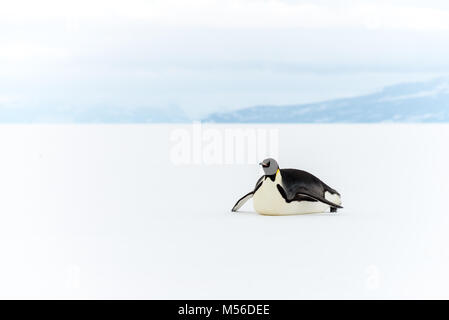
[2,78,449,123]
[204,78,449,123]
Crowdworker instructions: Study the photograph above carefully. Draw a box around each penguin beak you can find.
[259,161,269,168]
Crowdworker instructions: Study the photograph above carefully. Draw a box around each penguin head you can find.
[259,158,279,176]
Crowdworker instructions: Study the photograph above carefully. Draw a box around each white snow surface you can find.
[1,124,449,299]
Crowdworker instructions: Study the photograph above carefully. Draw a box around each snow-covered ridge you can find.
[2,78,449,123]
[204,78,449,123]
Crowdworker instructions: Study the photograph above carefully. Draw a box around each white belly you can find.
[253,177,330,215]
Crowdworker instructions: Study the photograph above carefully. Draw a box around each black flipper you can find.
[295,192,343,208]
[276,184,343,208]
[231,175,264,212]
[231,191,254,212]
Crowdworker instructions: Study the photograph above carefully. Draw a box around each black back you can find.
[280,168,340,202]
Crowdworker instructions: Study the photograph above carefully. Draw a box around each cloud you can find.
[2,0,449,31]
[1,0,449,118]
[0,44,69,61]
[0,95,19,105]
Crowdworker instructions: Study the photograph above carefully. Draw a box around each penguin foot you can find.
[330,207,338,213]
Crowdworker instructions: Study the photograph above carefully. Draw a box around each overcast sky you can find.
[1,0,449,118]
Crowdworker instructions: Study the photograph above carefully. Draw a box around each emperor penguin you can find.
[232,158,342,215]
